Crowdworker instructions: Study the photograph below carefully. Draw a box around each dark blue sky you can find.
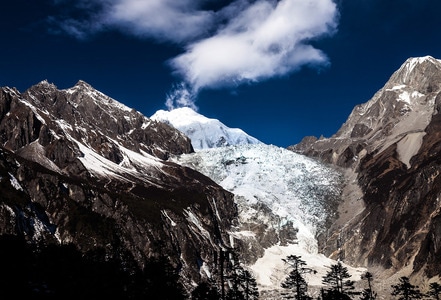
[2,0,441,147]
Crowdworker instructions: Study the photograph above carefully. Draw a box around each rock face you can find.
[0,80,237,293]
[289,56,441,282]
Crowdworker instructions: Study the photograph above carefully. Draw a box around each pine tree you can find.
[391,277,422,300]
[281,255,314,300]
[240,269,259,300]
[322,261,356,299]
[282,268,308,299]
[426,282,441,300]
[360,271,377,300]
[225,250,258,300]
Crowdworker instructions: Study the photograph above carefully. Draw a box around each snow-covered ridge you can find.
[151,107,262,150]
[402,56,441,74]
[2,79,194,179]
[395,55,441,83]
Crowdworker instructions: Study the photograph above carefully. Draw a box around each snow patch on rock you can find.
[397,132,426,168]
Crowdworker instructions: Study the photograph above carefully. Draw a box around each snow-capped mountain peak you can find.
[401,55,441,72]
[389,55,441,87]
[151,107,262,150]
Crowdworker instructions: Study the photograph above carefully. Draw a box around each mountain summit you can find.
[151,107,261,150]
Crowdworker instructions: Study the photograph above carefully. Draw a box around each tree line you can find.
[0,234,257,300]
[279,255,441,300]
[191,253,441,300]
[1,233,440,300]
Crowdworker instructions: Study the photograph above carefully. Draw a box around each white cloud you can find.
[170,0,338,91]
[50,0,339,108]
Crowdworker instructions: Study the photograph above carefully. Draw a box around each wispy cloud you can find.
[49,0,339,109]
[49,0,215,43]
[165,82,197,111]
[103,0,215,43]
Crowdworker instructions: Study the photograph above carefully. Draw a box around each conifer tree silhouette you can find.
[426,282,441,300]
[360,271,377,300]
[321,261,356,300]
[281,255,315,300]
[391,277,422,300]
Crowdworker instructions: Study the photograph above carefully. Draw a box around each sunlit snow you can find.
[18,99,47,125]
[397,90,424,104]
[250,243,365,294]
[75,139,165,184]
[9,172,23,191]
[151,107,261,150]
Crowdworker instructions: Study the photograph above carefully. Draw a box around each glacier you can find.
[172,143,366,293]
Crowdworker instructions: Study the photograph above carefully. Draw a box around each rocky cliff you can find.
[289,56,441,284]
[0,80,238,295]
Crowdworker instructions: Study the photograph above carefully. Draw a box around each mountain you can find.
[289,56,441,286]
[0,79,363,298]
[151,107,261,150]
[2,55,441,298]
[0,80,237,297]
